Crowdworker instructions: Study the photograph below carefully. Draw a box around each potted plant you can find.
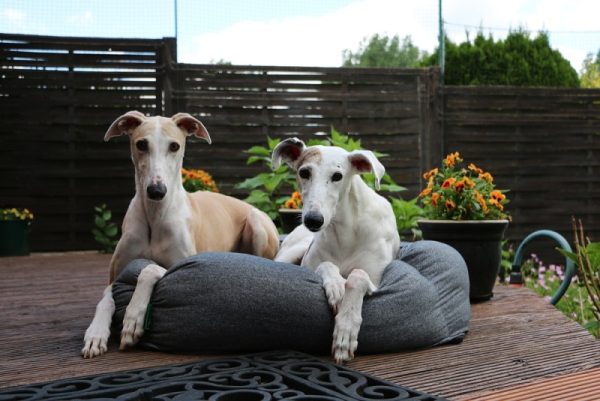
[279,191,303,233]
[417,152,510,301]
[0,207,34,256]
[181,168,219,193]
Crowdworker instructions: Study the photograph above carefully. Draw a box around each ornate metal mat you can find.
[0,350,448,400]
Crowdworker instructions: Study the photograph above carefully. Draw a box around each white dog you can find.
[273,138,400,363]
[81,111,279,358]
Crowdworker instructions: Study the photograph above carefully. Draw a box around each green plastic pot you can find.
[0,220,31,256]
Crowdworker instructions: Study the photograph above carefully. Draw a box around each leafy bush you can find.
[92,204,119,253]
[235,127,408,228]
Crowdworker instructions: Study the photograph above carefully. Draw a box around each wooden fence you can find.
[1,33,598,252]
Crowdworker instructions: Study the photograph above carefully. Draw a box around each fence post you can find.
[158,37,177,116]
[418,67,443,184]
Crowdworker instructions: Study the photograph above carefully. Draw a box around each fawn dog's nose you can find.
[147,182,167,201]
[304,211,324,232]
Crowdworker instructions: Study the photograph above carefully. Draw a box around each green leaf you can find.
[557,248,578,264]
[91,228,103,237]
[104,225,118,237]
[245,145,271,156]
[94,215,106,229]
[102,210,112,221]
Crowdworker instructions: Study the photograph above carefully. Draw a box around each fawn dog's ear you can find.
[272,137,306,170]
[171,113,211,144]
[104,111,146,141]
[348,150,385,190]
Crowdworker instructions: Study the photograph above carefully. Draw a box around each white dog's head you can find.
[104,111,211,201]
[272,137,384,232]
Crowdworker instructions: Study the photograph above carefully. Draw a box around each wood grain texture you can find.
[1,252,600,400]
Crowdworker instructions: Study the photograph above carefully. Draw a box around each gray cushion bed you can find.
[112,240,470,354]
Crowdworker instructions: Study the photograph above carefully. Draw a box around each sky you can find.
[1,0,600,72]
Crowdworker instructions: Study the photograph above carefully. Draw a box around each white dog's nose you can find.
[304,211,324,232]
[147,182,167,200]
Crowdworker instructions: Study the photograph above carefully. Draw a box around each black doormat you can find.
[0,350,448,401]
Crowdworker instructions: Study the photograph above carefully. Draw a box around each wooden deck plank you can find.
[1,252,600,400]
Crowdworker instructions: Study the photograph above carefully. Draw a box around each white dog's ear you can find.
[171,113,212,144]
[348,150,385,190]
[272,137,306,170]
[104,111,146,141]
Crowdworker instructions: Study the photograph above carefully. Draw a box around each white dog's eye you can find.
[169,142,180,152]
[299,168,311,180]
[136,139,148,152]
[331,172,343,182]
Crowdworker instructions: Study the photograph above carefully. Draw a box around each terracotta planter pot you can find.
[278,208,302,234]
[0,220,31,256]
[418,219,509,302]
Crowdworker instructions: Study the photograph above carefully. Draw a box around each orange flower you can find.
[445,199,456,211]
[431,192,441,206]
[423,168,439,180]
[284,199,298,209]
[419,187,432,198]
[489,198,504,211]
[490,190,505,201]
[291,191,302,201]
[479,172,493,183]
[468,163,483,175]
[441,177,456,188]
[475,190,488,212]
[444,152,462,168]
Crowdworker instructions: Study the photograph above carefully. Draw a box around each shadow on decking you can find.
[1,252,600,400]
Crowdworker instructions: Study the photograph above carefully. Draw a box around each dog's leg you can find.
[332,268,377,364]
[241,208,279,259]
[315,261,347,314]
[81,285,114,358]
[119,263,166,350]
[275,225,313,264]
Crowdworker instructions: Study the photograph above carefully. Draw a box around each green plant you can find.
[419,152,510,220]
[558,219,600,335]
[235,128,407,224]
[389,196,424,240]
[0,207,33,221]
[181,168,219,193]
[92,204,119,253]
[235,137,297,221]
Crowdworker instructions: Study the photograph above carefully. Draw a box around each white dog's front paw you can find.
[323,275,346,314]
[332,311,361,364]
[120,304,146,350]
[82,324,110,359]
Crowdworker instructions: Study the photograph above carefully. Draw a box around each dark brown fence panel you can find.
[171,64,437,197]
[0,34,174,251]
[442,86,600,249]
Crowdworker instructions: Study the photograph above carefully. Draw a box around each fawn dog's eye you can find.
[169,142,180,152]
[299,168,311,180]
[136,139,148,151]
[331,172,343,182]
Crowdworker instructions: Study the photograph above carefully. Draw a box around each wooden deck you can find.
[1,252,600,400]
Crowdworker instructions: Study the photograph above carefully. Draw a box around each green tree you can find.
[342,34,427,68]
[422,29,579,87]
[580,51,600,88]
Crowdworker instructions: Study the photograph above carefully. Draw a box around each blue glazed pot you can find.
[418,219,509,302]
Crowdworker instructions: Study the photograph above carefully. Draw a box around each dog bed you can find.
[111,240,470,354]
